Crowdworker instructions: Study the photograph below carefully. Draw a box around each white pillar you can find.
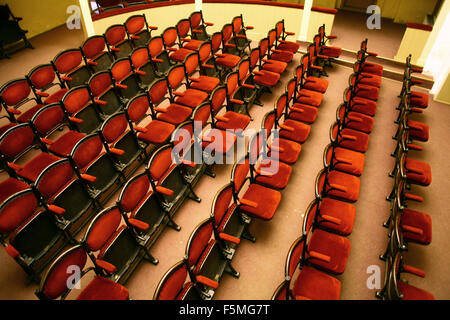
[299,0,313,41]
[79,0,96,37]
[195,0,202,11]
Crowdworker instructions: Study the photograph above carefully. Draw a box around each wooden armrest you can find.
[329,183,347,193]
[403,264,425,278]
[135,70,146,76]
[96,259,117,274]
[111,47,120,52]
[152,58,164,63]
[116,83,128,89]
[230,98,244,105]
[196,275,219,289]
[404,193,424,202]
[128,218,149,231]
[134,126,148,133]
[5,245,19,259]
[240,198,258,208]
[48,204,66,215]
[69,116,83,124]
[219,233,241,244]
[202,64,215,69]
[109,148,125,156]
[95,99,107,105]
[7,108,21,115]
[7,163,23,171]
[407,144,423,151]
[40,138,54,145]
[180,159,196,168]
[242,83,255,89]
[402,224,423,235]
[367,51,378,57]
[341,134,356,141]
[156,186,174,196]
[62,76,73,81]
[130,35,140,40]
[309,250,331,263]
[279,124,294,132]
[36,91,50,97]
[321,215,341,225]
[81,173,97,183]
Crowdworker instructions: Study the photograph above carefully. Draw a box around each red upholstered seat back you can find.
[101,113,128,143]
[0,123,34,159]
[62,86,91,114]
[222,24,233,43]
[225,72,239,97]
[105,25,127,47]
[131,47,150,69]
[232,16,243,34]
[190,12,202,29]
[287,237,305,278]
[187,220,213,267]
[287,78,296,101]
[156,261,188,300]
[126,93,149,122]
[275,94,287,119]
[211,32,222,52]
[41,246,87,300]
[85,207,122,252]
[148,79,168,105]
[111,58,132,82]
[232,157,250,192]
[167,65,186,90]
[210,86,227,114]
[82,36,107,59]
[28,64,58,89]
[35,159,74,199]
[193,103,211,127]
[184,53,199,75]
[126,15,146,35]
[0,79,31,106]
[72,134,103,168]
[88,71,112,97]
[212,185,234,227]
[148,36,164,58]
[177,19,191,38]
[238,59,250,83]
[119,173,151,213]
[32,104,65,136]
[149,147,173,181]
[53,49,83,74]
[162,27,178,47]
[198,42,212,63]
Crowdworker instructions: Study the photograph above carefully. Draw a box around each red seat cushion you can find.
[268,138,301,164]
[322,46,342,58]
[331,147,365,176]
[169,48,194,62]
[190,76,220,93]
[361,62,383,76]
[271,50,293,63]
[350,97,377,116]
[76,276,129,300]
[325,170,360,202]
[405,158,432,186]
[239,183,281,220]
[202,128,237,154]
[280,119,311,143]
[296,89,323,107]
[16,153,61,182]
[49,131,86,157]
[262,60,287,74]
[401,208,432,245]
[397,281,434,300]
[138,120,175,144]
[354,83,379,101]
[277,41,300,53]
[292,266,341,300]
[255,159,292,189]
[307,229,351,274]
[254,70,280,87]
[303,76,328,93]
[346,111,374,133]
[338,128,370,153]
[216,111,250,132]
[408,120,429,142]
[183,39,203,51]
[358,73,381,88]
[410,91,428,109]
[17,104,44,123]
[174,89,208,108]
[317,198,356,236]
[156,104,192,125]
[288,104,319,124]
[43,89,69,105]
[215,53,240,68]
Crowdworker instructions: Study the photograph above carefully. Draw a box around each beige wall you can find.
[377,0,438,24]
[0,0,79,38]
[394,27,431,65]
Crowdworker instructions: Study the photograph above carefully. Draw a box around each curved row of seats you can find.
[376,55,434,300]
[0,10,310,299]
[151,25,337,301]
[90,0,160,14]
[271,38,385,300]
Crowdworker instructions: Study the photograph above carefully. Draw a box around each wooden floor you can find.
[0,21,449,300]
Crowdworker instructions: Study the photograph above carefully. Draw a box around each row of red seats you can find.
[23,13,302,300]
[151,24,335,300]
[272,38,385,300]
[91,0,159,15]
[376,54,433,300]
[0,10,253,295]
